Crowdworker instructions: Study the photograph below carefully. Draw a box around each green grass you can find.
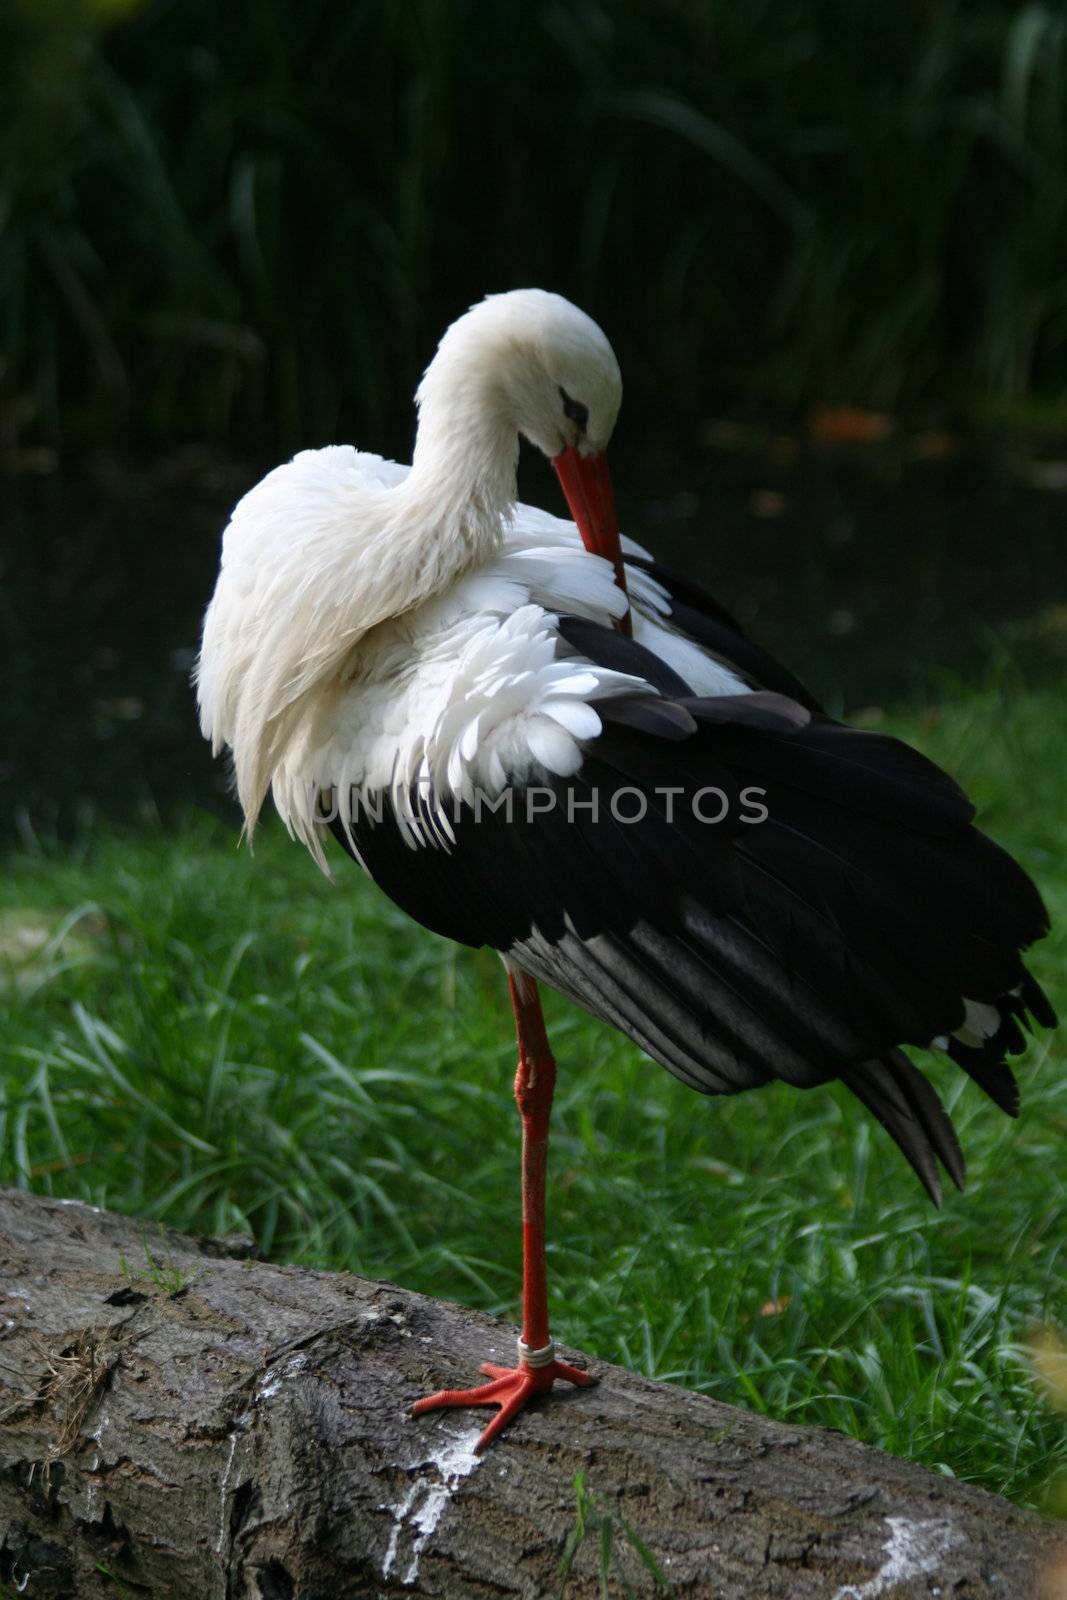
[2,687,1065,1510]
[557,1471,675,1597]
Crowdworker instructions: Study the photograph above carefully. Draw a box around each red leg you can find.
[412,972,595,1451]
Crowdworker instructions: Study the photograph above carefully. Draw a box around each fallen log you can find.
[0,1188,1062,1598]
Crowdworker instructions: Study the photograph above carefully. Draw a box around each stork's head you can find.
[417,289,626,585]
[420,288,622,457]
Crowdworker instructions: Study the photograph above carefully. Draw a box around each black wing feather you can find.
[331,607,1054,1203]
[627,555,825,712]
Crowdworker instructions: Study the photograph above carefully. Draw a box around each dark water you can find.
[3,440,1065,834]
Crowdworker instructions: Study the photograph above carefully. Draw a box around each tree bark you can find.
[0,1188,1062,1600]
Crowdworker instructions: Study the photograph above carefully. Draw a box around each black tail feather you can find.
[841,1052,965,1205]
[885,1048,967,1192]
[946,1041,1021,1117]
[1021,972,1058,1031]
[942,976,1056,1118]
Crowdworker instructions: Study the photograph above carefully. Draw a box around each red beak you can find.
[552,445,632,636]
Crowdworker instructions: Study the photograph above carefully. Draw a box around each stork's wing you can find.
[330,621,1054,1205]
[628,555,825,712]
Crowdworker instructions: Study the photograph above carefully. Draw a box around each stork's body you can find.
[198,290,1055,1452]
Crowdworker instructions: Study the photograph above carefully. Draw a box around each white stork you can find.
[197,289,1055,1452]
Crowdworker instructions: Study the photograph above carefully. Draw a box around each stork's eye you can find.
[558,386,589,432]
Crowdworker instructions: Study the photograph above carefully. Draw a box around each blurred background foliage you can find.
[3,0,1067,458]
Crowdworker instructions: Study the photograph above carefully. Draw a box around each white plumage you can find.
[198,442,747,869]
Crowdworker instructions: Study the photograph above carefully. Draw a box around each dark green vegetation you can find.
[3,689,1065,1507]
[4,0,1067,455]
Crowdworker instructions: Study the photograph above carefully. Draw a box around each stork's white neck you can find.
[398,327,522,583]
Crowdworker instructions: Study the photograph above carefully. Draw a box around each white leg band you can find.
[517,1337,555,1370]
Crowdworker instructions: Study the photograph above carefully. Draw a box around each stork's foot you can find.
[411,1339,595,1453]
